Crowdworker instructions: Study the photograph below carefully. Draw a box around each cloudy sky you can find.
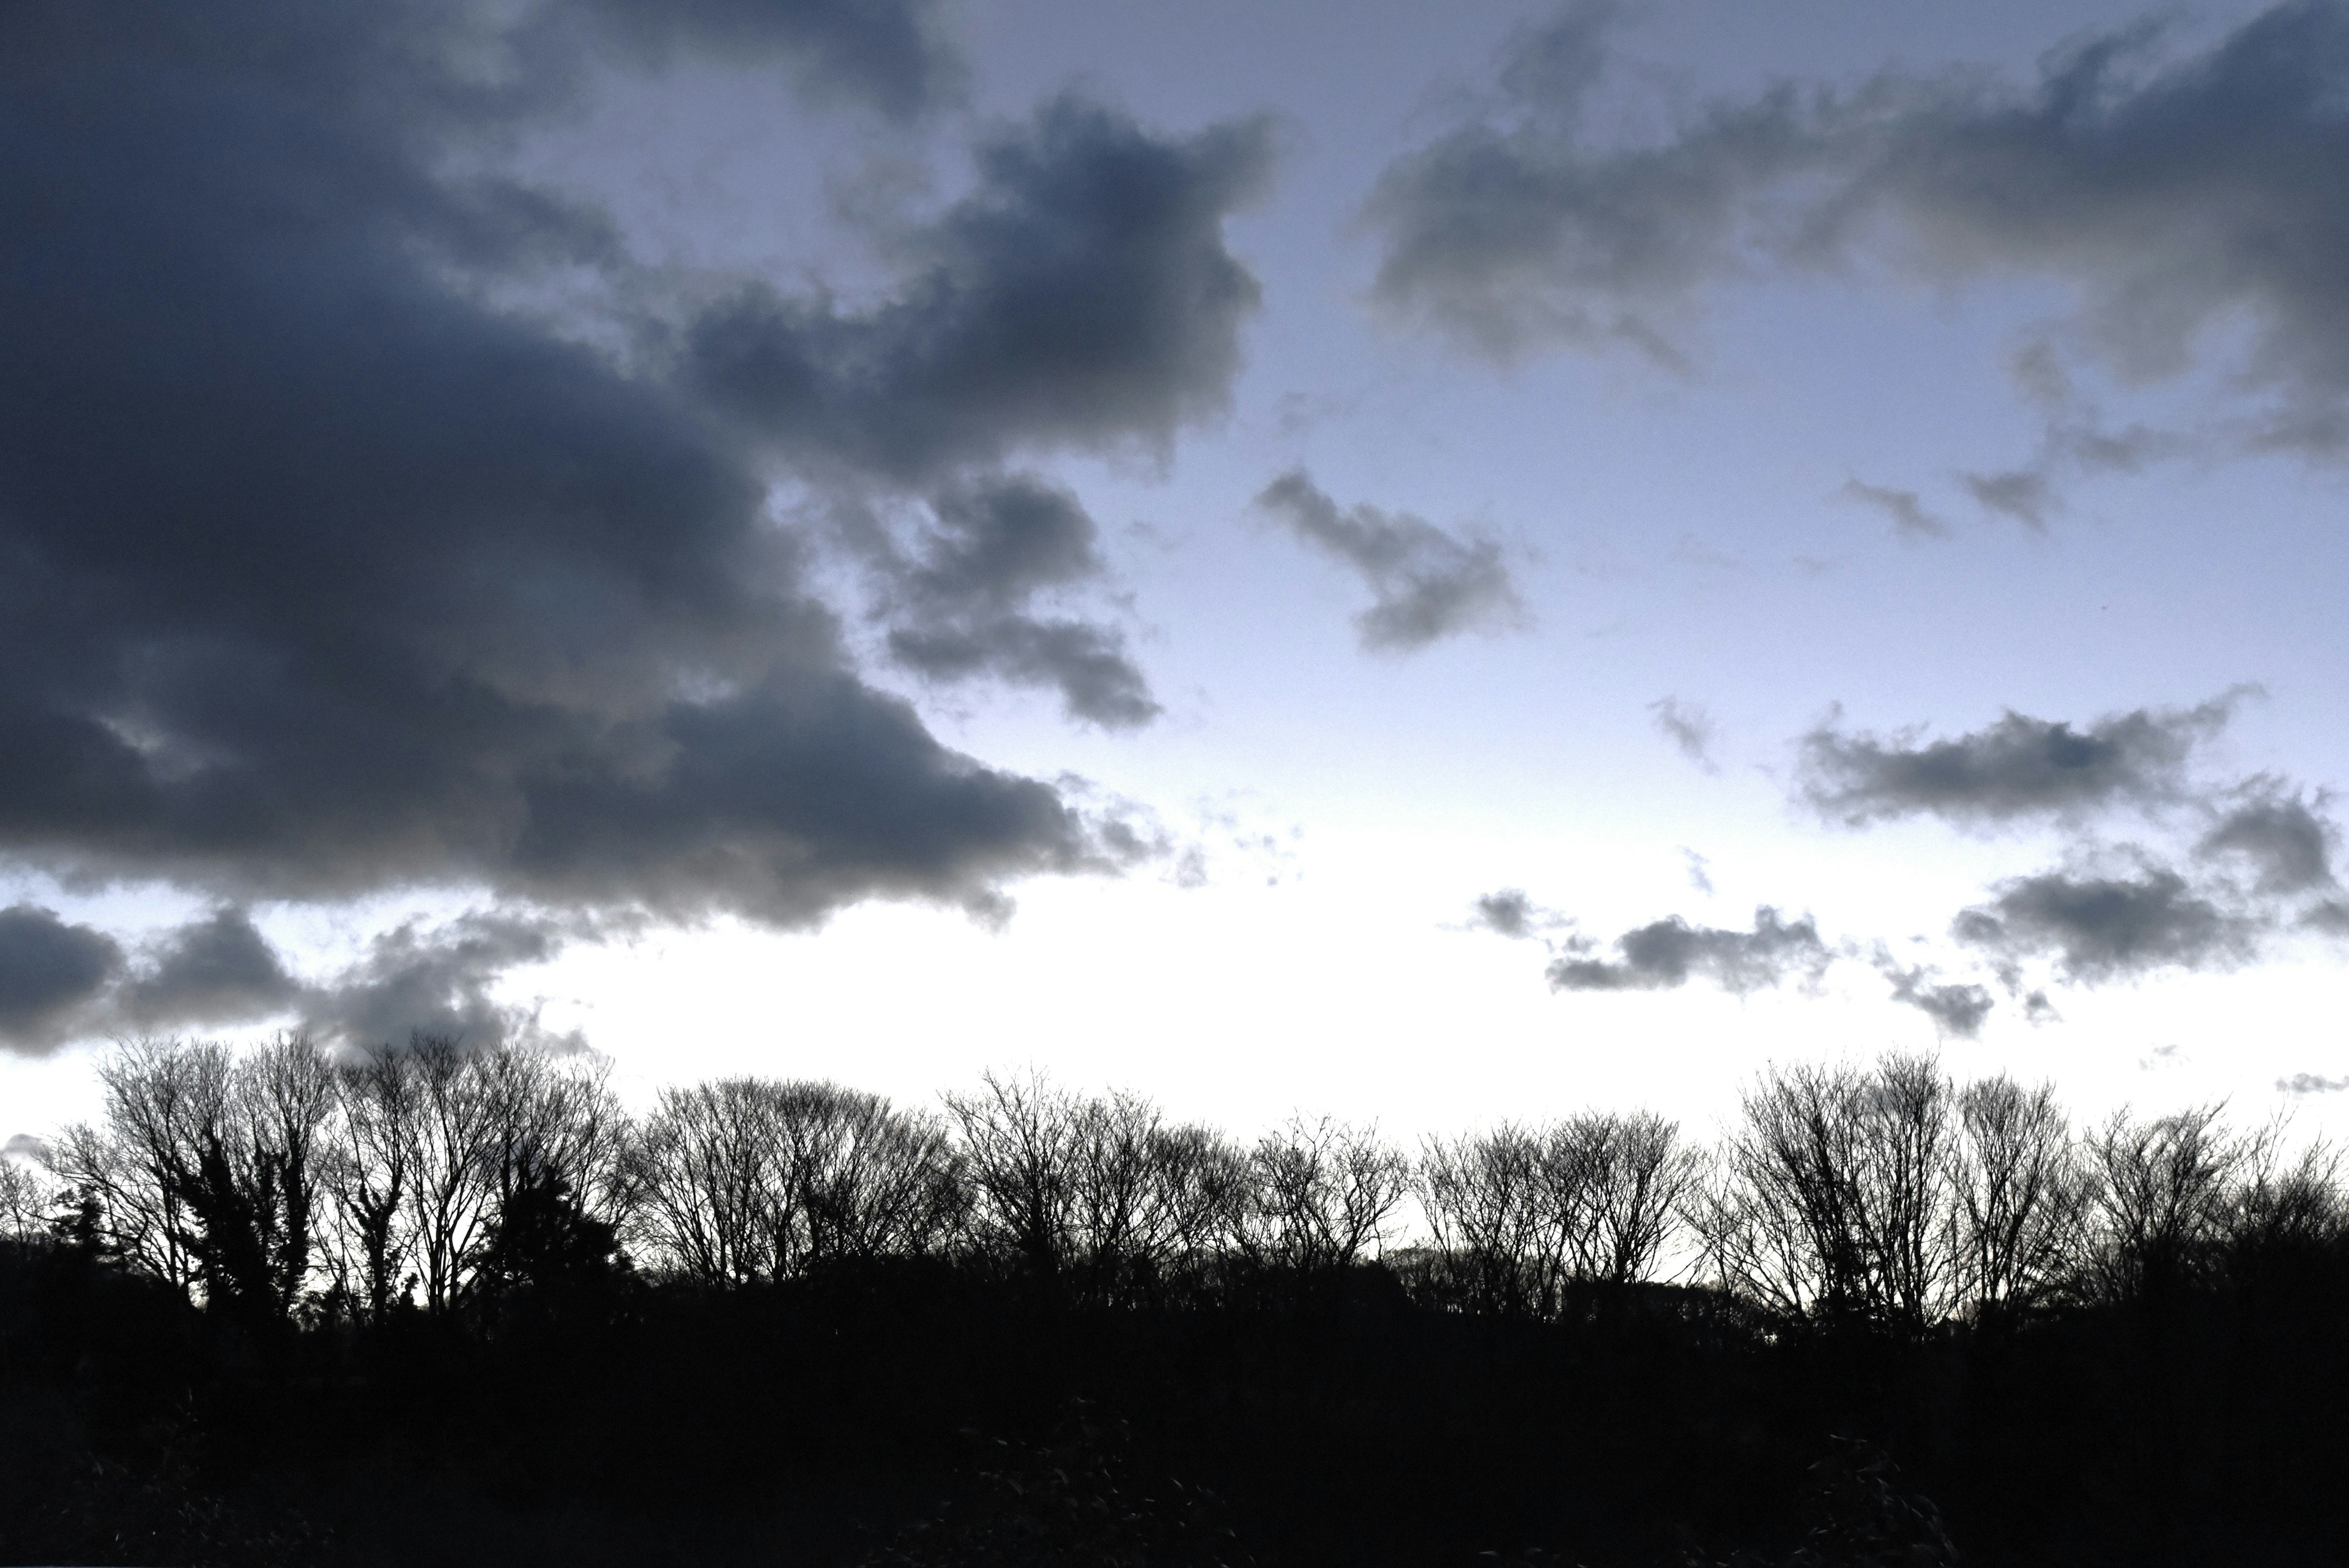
[7,0,2349,1145]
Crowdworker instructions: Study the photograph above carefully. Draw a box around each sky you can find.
[7,0,2349,1150]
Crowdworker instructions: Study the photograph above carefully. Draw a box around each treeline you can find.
[8,1035,2339,1334]
[4,1037,2349,1568]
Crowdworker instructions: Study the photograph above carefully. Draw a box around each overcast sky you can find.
[7,0,2349,1145]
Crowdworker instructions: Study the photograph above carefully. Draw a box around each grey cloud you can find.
[1878,956,1994,1039]
[1953,860,2255,983]
[1495,2,1619,119]
[302,910,585,1052]
[1798,693,2247,827]
[1468,888,1564,939]
[1650,696,1720,771]
[0,900,581,1054]
[1369,2,2349,453]
[2,1133,48,1162]
[116,908,302,1029]
[2301,898,2349,935]
[889,621,1157,729]
[1962,470,2058,530]
[683,95,1275,485]
[866,476,1158,727]
[1839,480,1951,542]
[899,477,1104,615]
[1255,470,1527,652]
[2279,1072,2349,1094]
[0,4,1222,940]
[0,905,123,1055]
[1546,905,1828,994]
[576,0,962,120]
[2197,784,2337,893]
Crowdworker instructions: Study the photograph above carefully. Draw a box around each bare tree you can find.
[945,1069,1081,1277]
[1,1146,56,1244]
[1063,1090,1164,1302]
[2222,1137,2348,1286]
[324,1044,420,1320]
[234,1031,338,1318]
[1699,1061,1871,1324]
[633,1077,788,1287]
[799,1091,964,1266]
[2083,1104,2254,1303]
[1419,1112,1698,1318]
[1136,1121,1251,1299]
[1702,1055,1958,1334]
[38,1035,337,1320]
[477,1046,633,1236]
[394,1035,504,1311]
[633,1077,964,1285]
[45,1038,234,1293]
[1239,1116,1409,1277]
[1570,1110,1701,1288]
[1855,1055,1958,1331]
[1418,1124,1557,1316]
[1949,1076,2088,1320]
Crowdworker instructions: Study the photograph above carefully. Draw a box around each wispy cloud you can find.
[1256,470,1528,653]
[1650,697,1721,773]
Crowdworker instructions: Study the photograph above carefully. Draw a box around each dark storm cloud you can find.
[0,906,124,1055]
[1838,480,1951,542]
[1369,1,2349,453]
[1877,956,1995,1039]
[2197,784,2337,893]
[576,0,961,119]
[1255,471,1526,653]
[0,1,1252,981]
[1797,693,2246,827]
[1952,860,2255,983]
[1649,697,1720,771]
[861,476,1158,728]
[682,95,1275,485]
[1546,906,1828,995]
[116,908,303,1030]
[897,478,1105,614]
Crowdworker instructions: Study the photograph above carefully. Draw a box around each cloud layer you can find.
[1368,1,2349,456]
[0,1,1269,1003]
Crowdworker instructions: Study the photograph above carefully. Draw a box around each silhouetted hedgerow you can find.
[4,1038,2348,1565]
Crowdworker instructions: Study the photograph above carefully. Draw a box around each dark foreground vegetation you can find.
[4,1037,2345,1567]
